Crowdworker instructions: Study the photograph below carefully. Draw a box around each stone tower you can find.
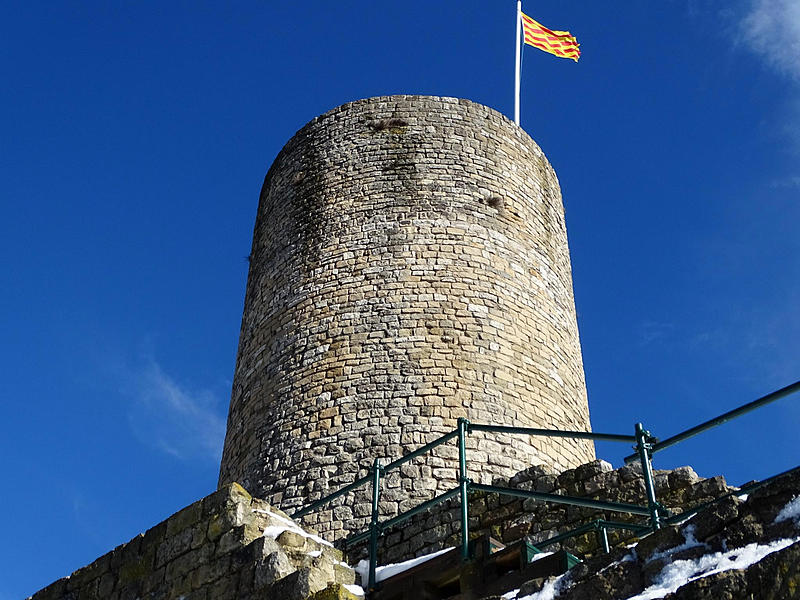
[219,95,594,539]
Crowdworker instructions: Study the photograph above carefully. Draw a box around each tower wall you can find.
[219,95,594,539]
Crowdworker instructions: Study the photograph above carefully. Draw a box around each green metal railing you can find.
[622,380,800,463]
[289,379,799,593]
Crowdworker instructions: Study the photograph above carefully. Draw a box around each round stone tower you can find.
[219,95,594,539]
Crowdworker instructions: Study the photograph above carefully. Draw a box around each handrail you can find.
[470,483,653,516]
[286,380,798,594]
[375,487,462,535]
[624,379,800,463]
[469,423,636,443]
[292,472,373,518]
[292,422,634,521]
[383,429,459,473]
[290,429,460,519]
[531,519,651,551]
[342,487,462,547]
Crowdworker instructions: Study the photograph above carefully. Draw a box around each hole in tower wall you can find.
[479,195,505,211]
[487,196,504,209]
[368,118,409,133]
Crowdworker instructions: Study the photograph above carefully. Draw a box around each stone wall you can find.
[29,462,743,600]
[219,95,594,541]
[345,459,733,566]
[29,484,359,600]
[499,467,800,600]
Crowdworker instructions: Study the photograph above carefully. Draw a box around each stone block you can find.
[217,523,262,556]
[306,583,363,600]
[266,567,333,600]
[156,526,194,568]
[667,466,700,489]
[254,551,293,590]
[166,499,204,537]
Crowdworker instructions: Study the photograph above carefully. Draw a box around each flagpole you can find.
[514,0,522,125]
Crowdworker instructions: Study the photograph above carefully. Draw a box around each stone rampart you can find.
[219,95,594,540]
[29,484,358,600]
[29,461,739,600]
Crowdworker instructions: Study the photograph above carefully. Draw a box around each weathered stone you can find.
[634,527,686,564]
[217,523,262,556]
[716,513,764,550]
[218,95,595,542]
[517,576,550,597]
[28,486,358,600]
[306,583,363,600]
[117,544,155,586]
[574,460,613,481]
[690,495,742,542]
[667,540,800,600]
[165,499,204,537]
[267,566,333,600]
[667,466,700,489]
[254,551,293,590]
[690,475,729,500]
[246,535,283,560]
[28,578,68,600]
[567,560,644,600]
[97,572,115,597]
[155,526,194,568]
[277,530,308,551]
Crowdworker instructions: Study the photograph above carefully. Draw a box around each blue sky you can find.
[1,1,798,597]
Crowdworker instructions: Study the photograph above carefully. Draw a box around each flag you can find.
[521,12,580,62]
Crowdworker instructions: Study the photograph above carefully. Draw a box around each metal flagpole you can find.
[514,0,522,125]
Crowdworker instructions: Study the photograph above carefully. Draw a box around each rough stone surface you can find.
[28,484,358,600]
[496,467,800,600]
[348,460,720,566]
[219,95,594,540]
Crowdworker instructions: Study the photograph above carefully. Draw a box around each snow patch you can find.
[343,583,365,597]
[502,589,519,599]
[355,547,453,584]
[253,508,334,547]
[774,496,800,527]
[530,551,554,562]
[622,537,800,600]
[596,551,635,576]
[647,525,707,563]
[516,571,570,600]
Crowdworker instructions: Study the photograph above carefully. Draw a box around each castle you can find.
[28,95,800,600]
[30,94,597,599]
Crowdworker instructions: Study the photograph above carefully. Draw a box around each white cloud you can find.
[770,175,800,188]
[639,320,675,346]
[125,359,227,462]
[740,0,800,80]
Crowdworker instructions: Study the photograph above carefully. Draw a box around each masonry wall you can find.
[219,95,594,540]
[345,460,733,566]
[29,484,358,600]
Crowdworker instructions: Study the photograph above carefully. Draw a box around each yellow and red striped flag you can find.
[521,12,580,62]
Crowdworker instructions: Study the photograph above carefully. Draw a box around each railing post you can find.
[368,458,382,592]
[597,525,610,554]
[457,417,471,561]
[635,423,661,531]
